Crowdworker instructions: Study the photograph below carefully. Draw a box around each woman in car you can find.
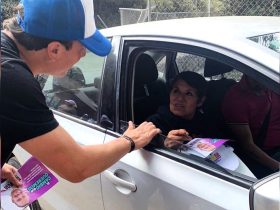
[147,71,210,149]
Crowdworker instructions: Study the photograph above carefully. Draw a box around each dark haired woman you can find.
[147,71,209,149]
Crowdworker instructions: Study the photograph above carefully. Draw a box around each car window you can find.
[248,32,280,53]
[42,50,106,123]
[156,55,167,80]
[175,52,242,82]
[145,50,168,81]
[120,37,280,182]
[176,52,205,76]
[120,42,261,181]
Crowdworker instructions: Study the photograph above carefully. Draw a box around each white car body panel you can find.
[102,16,280,83]
[102,135,250,210]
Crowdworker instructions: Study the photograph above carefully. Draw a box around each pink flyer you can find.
[1,156,58,209]
[186,138,228,157]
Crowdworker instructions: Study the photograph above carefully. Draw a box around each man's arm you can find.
[19,121,160,183]
[227,124,279,171]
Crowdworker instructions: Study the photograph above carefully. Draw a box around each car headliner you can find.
[101,16,280,76]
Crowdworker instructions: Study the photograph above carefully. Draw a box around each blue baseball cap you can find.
[20,0,111,56]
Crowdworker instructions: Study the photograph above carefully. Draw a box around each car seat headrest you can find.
[134,54,158,86]
[204,59,233,77]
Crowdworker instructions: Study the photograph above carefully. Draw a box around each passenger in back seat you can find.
[147,71,211,149]
[222,74,280,178]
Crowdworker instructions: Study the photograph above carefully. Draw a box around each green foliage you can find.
[94,0,146,28]
[226,0,280,16]
[154,0,196,12]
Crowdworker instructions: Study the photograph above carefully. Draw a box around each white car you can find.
[13,16,280,210]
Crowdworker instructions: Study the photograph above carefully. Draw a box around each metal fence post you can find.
[147,0,151,22]
[208,0,211,17]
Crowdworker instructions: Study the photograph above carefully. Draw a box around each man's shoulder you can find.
[2,61,35,85]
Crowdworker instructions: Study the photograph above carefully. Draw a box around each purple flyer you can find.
[1,156,58,209]
[186,138,228,157]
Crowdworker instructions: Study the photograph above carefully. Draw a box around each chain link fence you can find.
[120,0,280,25]
[1,0,279,28]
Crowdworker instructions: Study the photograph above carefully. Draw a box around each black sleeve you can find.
[147,112,171,136]
[146,113,171,147]
[1,62,59,164]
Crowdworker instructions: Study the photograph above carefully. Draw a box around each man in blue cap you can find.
[1,0,160,184]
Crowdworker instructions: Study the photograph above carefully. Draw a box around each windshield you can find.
[248,32,280,53]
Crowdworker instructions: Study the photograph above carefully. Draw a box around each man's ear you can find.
[47,42,65,61]
[197,96,206,107]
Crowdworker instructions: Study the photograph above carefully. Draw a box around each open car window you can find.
[120,42,270,182]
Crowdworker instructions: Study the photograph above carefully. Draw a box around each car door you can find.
[102,135,252,210]
[13,50,108,210]
[100,37,264,210]
[249,173,280,210]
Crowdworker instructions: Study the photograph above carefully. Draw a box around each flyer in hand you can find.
[1,156,58,210]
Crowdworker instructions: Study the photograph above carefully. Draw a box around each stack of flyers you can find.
[185,138,228,157]
[179,138,239,170]
[1,156,58,210]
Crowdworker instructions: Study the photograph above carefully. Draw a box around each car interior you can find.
[133,54,168,125]
[132,50,242,139]
[128,49,256,177]
[44,66,102,122]
[202,58,237,138]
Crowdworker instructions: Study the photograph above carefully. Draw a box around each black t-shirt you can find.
[1,32,59,166]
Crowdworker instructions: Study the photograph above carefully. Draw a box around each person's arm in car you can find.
[19,121,160,183]
[227,124,279,171]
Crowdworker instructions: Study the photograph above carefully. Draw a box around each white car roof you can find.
[103,16,279,38]
[101,16,280,76]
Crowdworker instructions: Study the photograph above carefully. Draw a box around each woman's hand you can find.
[164,129,192,149]
[1,163,22,187]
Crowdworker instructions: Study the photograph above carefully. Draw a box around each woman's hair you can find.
[170,71,208,99]
[3,17,73,51]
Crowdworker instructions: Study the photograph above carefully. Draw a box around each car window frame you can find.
[116,36,279,187]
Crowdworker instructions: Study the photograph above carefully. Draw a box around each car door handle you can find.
[103,170,137,192]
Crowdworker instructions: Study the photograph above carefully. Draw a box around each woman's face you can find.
[169,79,201,120]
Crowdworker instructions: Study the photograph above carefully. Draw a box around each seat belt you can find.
[74,90,98,112]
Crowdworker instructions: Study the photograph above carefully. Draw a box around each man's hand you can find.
[1,163,22,187]
[123,121,161,150]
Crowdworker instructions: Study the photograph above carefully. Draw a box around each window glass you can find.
[223,70,243,82]
[176,52,205,75]
[156,56,166,80]
[43,51,105,123]
[145,50,168,80]
[248,32,280,53]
